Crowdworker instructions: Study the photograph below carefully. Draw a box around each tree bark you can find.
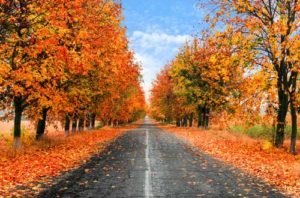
[197,105,202,128]
[290,101,297,154]
[275,85,289,147]
[72,118,78,132]
[201,106,206,128]
[204,108,210,129]
[290,73,298,154]
[86,112,91,129]
[91,113,96,129]
[13,97,23,148]
[176,119,180,127]
[64,114,71,134]
[182,115,188,127]
[36,107,49,140]
[78,115,84,131]
[189,113,193,127]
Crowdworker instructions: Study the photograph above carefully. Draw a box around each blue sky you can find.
[122,0,207,100]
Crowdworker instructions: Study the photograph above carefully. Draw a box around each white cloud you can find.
[129,30,192,102]
[133,53,161,100]
[130,31,192,51]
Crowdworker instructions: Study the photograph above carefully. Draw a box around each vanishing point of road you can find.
[39,118,285,198]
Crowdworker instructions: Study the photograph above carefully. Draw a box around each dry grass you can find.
[0,120,63,135]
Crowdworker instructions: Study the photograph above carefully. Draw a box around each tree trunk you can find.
[290,101,297,154]
[78,115,84,131]
[72,118,78,132]
[183,115,188,127]
[176,119,180,127]
[91,113,96,129]
[204,108,210,129]
[36,108,49,140]
[86,113,91,129]
[113,120,119,127]
[197,105,202,128]
[290,73,298,154]
[13,97,23,148]
[201,106,206,128]
[189,113,193,127]
[65,114,71,134]
[275,87,289,147]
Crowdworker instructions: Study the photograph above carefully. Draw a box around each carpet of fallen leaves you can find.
[160,125,300,197]
[0,124,138,197]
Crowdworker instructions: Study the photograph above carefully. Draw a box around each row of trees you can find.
[0,0,145,147]
[150,0,300,154]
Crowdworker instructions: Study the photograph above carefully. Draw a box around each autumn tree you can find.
[0,0,65,146]
[150,65,177,123]
[0,0,146,146]
[205,0,300,153]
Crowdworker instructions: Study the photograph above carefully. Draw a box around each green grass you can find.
[246,125,274,139]
[229,125,245,134]
[229,124,299,140]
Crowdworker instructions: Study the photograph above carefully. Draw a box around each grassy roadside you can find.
[159,125,300,197]
[229,124,300,141]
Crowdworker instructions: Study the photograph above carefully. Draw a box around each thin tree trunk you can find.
[176,119,180,127]
[197,105,202,128]
[275,88,289,147]
[204,108,210,129]
[189,113,193,127]
[72,118,78,132]
[290,73,298,154]
[36,107,49,140]
[183,115,188,127]
[65,114,71,135]
[78,115,84,131]
[13,97,23,148]
[201,106,206,128]
[86,113,91,129]
[91,113,96,129]
[290,101,297,154]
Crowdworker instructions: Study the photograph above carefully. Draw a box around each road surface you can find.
[39,118,285,197]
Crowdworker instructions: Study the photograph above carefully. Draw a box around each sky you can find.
[122,0,207,101]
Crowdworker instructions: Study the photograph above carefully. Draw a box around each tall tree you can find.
[207,0,300,152]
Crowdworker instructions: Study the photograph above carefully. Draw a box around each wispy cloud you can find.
[130,31,191,49]
[129,30,192,101]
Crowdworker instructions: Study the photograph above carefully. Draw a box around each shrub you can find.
[245,125,273,140]
[229,125,245,134]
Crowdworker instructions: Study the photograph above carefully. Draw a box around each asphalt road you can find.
[39,118,286,198]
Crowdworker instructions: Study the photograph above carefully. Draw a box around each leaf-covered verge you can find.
[0,124,139,197]
[160,125,300,197]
